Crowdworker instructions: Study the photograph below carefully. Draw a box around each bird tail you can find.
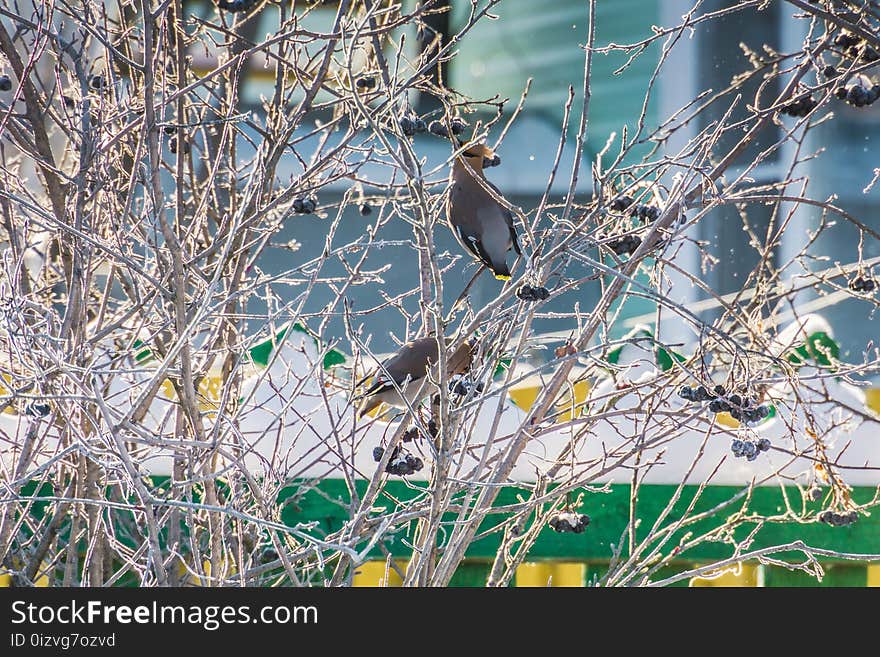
[491,262,512,281]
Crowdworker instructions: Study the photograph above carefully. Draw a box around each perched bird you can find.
[446,143,521,281]
[356,337,474,418]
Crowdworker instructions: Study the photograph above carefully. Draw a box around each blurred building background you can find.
[184,0,879,359]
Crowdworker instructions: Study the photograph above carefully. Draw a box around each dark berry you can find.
[169,136,189,154]
[822,65,838,78]
[428,418,438,436]
[449,119,467,135]
[163,125,177,135]
[678,386,695,401]
[729,394,742,407]
[781,100,800,116]
[217,0,258,12]
[534,286,550,300]
[708,400,725,413]
[399,116,415,136]
[847,85,869,107]
[359,203,372,216]
[62,95,75,108]
[413,118,427,133]
[754,405,770,419]
[835,33,860,49]
[743,442,759,461]
[372,446,384,462]
[609,236,641,256]
[757,438,771,452]
[0,75,11,92]
[807,486,823,502]
[862,278,876,292]
[862,47,879,63]
[356,76,376,89]
[610,195,633,212]
[402,428,418,442]
[694,386,711,402]
[834,86,849,99]
[642,205,660,222]
[713,385,726,397]
[88,75,105,91]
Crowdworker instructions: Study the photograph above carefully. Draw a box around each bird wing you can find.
[454,225,495,271]
[484,178,521,256]
[357,338,438,397]
[506,207,521,256]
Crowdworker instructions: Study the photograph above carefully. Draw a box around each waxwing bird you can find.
[446,143,521,281]
[356,337,474,418]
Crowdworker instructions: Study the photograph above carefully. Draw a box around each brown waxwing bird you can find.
[355,337,475,418]
[446,143,521,281]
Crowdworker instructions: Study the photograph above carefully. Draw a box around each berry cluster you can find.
[0,75,11,92]
[779,94,817,117]
[428,119,467,138]
[679,384,771,423]
[516,284,550,302]
[356,76,376,89]
[849,275,876,293]
[449,377,485,396]
[292,197,317,214]
[633,204,660,222]
[216,0,259,12]
[834,82,880,108]
[833,32,879,64]
[372,444,424,476]
[817,509,858,527]
[399,115,427,137]
[731,438,771,461]
[608,195,660,221]
[607,234,642,256]
[548,511,591,534]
